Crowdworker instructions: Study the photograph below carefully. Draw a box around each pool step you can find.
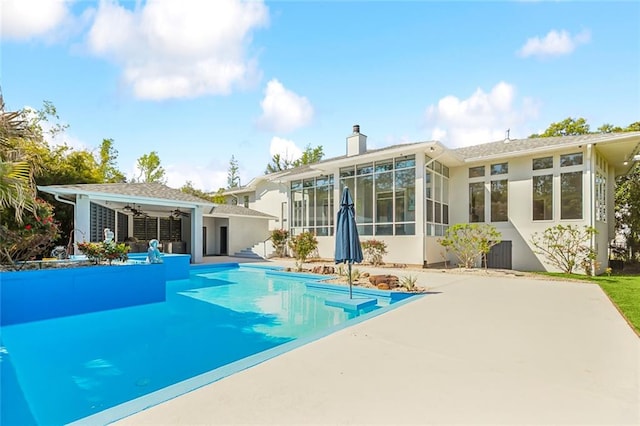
[325,297,378,311]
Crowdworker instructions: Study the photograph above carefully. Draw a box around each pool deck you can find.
[115,258,640,425]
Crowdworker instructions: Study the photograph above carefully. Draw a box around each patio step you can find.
[232,248,264,259]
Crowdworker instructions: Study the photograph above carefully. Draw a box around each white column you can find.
[75,195,91,248]
[191,205,204,263]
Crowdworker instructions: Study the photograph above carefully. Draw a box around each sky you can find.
[2,0,639,192]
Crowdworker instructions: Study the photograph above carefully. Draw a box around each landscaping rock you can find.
[369,274,399,289]
[311,265,336,274]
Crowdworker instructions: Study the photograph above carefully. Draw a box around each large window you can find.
[561,171,583,219]
[532,175,553,221]
[425,156,449,236]
[532,156,553,221]
[340,155,415,236]
[490,163,508,222]
[469,182,485,223]
[290,175,334,236]
[491,180,508,222]
[560,152,583,220]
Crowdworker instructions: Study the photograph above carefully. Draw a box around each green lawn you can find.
[539,272,640,335]
[591,275,640,335]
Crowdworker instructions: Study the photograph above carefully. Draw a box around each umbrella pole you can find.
[348,262,353,299]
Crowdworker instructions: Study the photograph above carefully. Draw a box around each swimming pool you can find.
[0,264,419,425]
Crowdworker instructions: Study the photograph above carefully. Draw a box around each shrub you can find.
[270,228,289,257]
[288,231,318,271]
[0,198,61,269]
[530,224,597,274]
[400,275,417,291]
[361,239,387,266]
[77,241,129,265]
[438,223,501,269]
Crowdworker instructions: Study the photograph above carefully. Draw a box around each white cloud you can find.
[0,0,72,41]
[87,0,269,100]
[518,29,591,58]
[258,79,314,133]
[425,81,539,147]
[269,136,303,162]
[165,164,227,192]
[127,161,226,192]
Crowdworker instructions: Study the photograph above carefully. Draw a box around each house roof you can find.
[204,204,276,219]
[267,140,439,182]
[38,183,214,206]
[39,182,276,220]
[454,132,640,160]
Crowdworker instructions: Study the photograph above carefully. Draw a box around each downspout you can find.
[587,144,596,275]
[54,194,83,254]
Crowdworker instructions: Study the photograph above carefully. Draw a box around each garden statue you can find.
[147,239,163,264]
[51,246,68,260]
[103,228,114,243]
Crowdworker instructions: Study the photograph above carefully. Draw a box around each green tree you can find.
[270,228,289,257]
[180,181,220,203]
[530,117,590,138]
[625,121,640,132]
[135,151,166,183]
[597,123,624,133]
[530,224,597,274]
[292,144,324,167]
[265,153,292,174]
[227,155,241,188]
[264,144,324,174]
[98,138,125,183]
[616,162,640,258]
[439,223,501,269]
[211,188,227,204]
[288,231,318,271]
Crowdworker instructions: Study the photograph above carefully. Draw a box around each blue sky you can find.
[2,0,639,191]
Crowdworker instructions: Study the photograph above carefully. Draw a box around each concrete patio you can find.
[116,260,639,425]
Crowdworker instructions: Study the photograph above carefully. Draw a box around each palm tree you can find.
[0,94,37,221]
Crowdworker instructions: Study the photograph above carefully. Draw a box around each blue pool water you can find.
[1,265,415,425]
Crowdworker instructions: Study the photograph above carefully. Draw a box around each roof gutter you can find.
[54,193,76,207]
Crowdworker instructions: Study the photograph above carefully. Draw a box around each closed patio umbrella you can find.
[335,186,363,299]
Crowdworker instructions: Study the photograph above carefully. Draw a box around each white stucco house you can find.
[225,125,640,273]
[37,183,275,263]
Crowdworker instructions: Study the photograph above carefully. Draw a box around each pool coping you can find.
[69,264,423,425]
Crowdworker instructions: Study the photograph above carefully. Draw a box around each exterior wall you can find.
[226,181,288,231]
[250,181,289,230]
[214,217,229,255]
[314,233,424,265]
[445,146,597,272]
[202,216,217,255]
[227,216,271,255]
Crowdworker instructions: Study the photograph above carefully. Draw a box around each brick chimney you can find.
[346,124,367,157]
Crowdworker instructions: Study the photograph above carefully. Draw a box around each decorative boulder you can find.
[369,274,399,289]
[311,265,336,274]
